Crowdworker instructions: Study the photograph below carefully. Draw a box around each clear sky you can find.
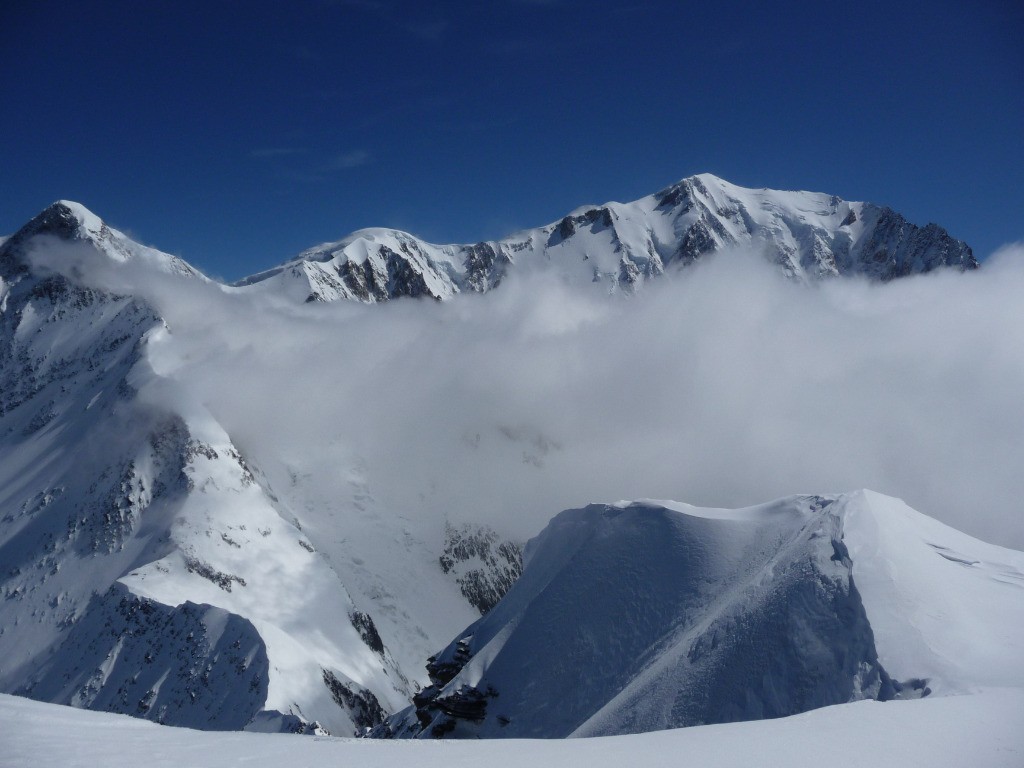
[1,0,1021,280]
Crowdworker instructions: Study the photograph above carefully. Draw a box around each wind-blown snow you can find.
[842,490,1024,692]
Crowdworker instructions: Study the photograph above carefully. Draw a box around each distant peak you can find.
[687,172,727,185]
[1,200,206,280]
[52,199,102,222]
[19,200,106,242]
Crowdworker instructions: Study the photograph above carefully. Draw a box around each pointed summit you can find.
[1,201,204,280]
[3,200,104,250]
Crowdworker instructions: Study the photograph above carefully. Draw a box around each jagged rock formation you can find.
[439,523,523,615]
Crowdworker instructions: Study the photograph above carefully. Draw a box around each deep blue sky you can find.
[2,0,1021,280]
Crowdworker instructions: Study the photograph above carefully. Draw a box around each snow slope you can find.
[385,492,1024,738]
[3,689,1023,768]
[235,173,977,302]
[0,205,493,736]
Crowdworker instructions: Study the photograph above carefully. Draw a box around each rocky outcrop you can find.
[439,523,523,615]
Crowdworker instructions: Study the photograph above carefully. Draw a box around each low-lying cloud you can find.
[34,240,1024,549]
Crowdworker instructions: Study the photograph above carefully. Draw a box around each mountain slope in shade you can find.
[0,208,507,736]
[380,491,1024,739]
[235,173,977,302]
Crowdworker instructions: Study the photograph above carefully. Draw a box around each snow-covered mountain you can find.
[0,176,1003,740]
[0,202,516,735]
[379,490,1024,739]
[235,173,977,302]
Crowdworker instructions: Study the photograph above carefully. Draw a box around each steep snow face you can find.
[0,213,428,735]
[235,174,977,302]
[382,491,1024,739]
[840,490,1024,693]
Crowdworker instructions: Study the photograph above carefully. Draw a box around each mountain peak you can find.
[10,199,106,245]
[249,173,977,302]
[1,200,204,280]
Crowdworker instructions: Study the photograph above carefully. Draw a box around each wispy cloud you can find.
[327,150,372,170]
[252,146,374,183]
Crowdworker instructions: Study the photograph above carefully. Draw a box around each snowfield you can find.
[2,689,1022,768]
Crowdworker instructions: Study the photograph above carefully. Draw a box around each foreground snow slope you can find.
[387,491,1024,738]
[2,690,1022,768]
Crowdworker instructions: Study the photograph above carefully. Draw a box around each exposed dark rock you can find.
[350,610,385,656]
[322,668,387,733]
[426,636,473,688]
[463,242,511,292]
[183,556,246,592]
[439,523,523,614]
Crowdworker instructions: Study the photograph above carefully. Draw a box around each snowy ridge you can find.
[0,215,431,735]
[380,491,1024,738]
[235,173,978,302]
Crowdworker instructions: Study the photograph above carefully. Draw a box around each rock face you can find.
[376,491,1023,739]
[235,174,977,302]
[439,524,523,615]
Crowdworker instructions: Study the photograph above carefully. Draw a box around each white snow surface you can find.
[842,490,1024,692]
[2,689,1023,768]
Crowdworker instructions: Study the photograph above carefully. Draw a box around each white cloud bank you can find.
[38,242,1024,549]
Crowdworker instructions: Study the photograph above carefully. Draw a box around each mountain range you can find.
[236,172,977,302]
[0,174,1002,739]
